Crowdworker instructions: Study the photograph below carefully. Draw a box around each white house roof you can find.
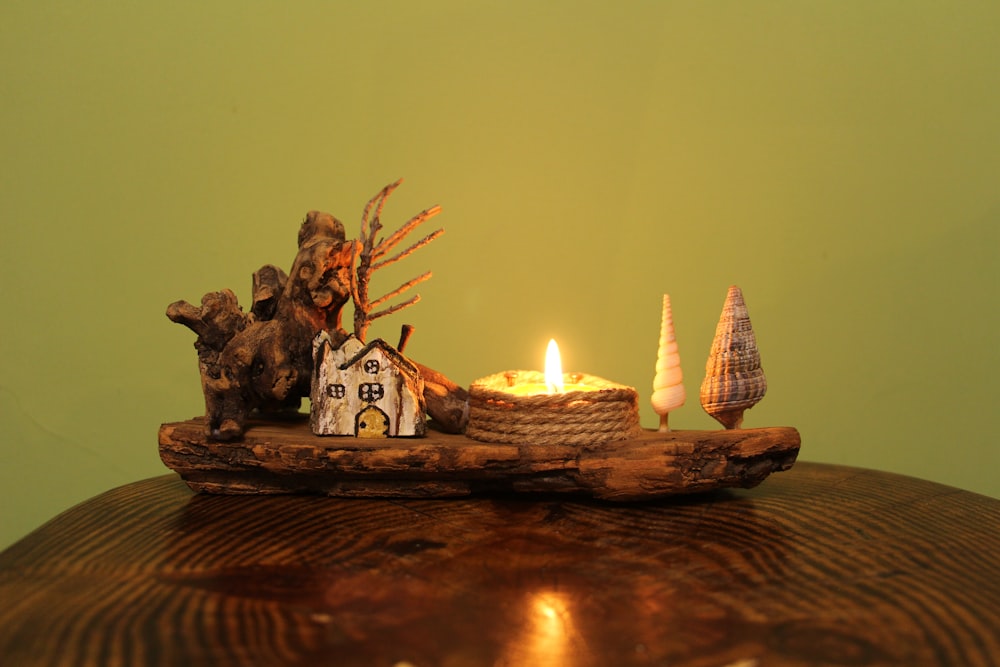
[339,337,420,379]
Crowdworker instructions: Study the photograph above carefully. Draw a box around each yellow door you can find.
[355,405,390,438]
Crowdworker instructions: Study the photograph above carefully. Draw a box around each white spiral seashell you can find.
[700,285,766,429]
[651,294,685,431]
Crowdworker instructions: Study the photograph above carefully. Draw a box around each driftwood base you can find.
[158,417,800,501]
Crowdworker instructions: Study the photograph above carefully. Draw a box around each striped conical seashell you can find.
[700,285,766,429]
[651,294,685,431]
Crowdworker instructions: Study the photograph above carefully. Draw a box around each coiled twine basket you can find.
[466,370,642,446]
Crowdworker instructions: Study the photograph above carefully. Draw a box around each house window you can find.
[359,383,385,403]
[327,383,346,399]
[364,359,380,374]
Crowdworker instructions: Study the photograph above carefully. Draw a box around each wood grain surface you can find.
[1,463,998,666]
[158,417,801,500]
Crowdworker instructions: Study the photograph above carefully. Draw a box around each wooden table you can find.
[1,463,997,666]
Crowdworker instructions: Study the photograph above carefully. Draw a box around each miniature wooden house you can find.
[311,332,427,437]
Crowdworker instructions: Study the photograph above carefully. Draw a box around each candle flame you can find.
[544,339,564,393]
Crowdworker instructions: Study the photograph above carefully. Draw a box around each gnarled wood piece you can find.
[250,264,287,321]
[168,212,355,440]
[158,417,799,500]
[412,360,469,434]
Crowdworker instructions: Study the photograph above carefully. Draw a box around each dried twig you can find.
[373,229,444,272]
[360,180,401,242]
[369,294,421,322]
[352,181,443,341]
[370,271,433,310]
[372,205,443,261]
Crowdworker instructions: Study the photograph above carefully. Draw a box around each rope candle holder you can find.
[467,370,642,446]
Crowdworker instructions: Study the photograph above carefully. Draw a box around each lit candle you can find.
[544,339,564,393]
[467,340,641,446]
[502,340,595,396]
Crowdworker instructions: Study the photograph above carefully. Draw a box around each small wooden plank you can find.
[158,417,800,500]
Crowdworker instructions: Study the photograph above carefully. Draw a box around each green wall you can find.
[2,1,998,550]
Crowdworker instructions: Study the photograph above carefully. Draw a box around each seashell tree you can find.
[700,285,767,429]
[651,294,686,432]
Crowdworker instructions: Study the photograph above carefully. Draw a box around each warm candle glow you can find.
[499,339,595,396]
[544,339,564,393]
[499,590,576,665]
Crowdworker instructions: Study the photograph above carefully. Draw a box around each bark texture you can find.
[159,418,800,500]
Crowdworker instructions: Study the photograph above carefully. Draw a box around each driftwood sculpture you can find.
[159,417,800,500]
[168,181,466,440]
